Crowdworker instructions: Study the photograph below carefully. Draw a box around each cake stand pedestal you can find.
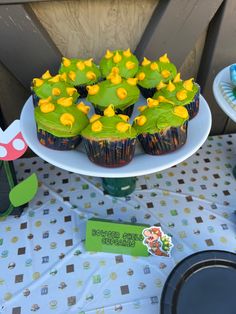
[20,95,212,196]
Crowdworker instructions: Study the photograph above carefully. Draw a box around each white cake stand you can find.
[20,95,211,195]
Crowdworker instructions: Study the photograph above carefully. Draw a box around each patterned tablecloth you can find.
[0,134,236,314]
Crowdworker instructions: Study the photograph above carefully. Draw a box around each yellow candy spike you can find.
[90,114,101,123]
[60,113,75,127]
[118,114,129,122]
[123,48,132,57]
[134,115,147,126]
[104,105,115,117]
[110,74,122,85]
[166,81,176,92]
[33,78,44,87]
[52,87,61,96]
[156,81,167,90]
[159,53,170,63]
[66,87,77,96]
[86,71,97,80]
[161,70,171,79]
[111,67,119,74]
[183,78,194,91]
[40,103,55,113]
[113,51,122,64]
[76,61,85,71]
[176,90,188,101]
[116,122,130,133]
[86,84,100,95]
[91,120,103,132]
[116,87,127,100]
[68,71,76,82]
[84,58,93,67]
[147,98,159,108]
[77,102,90,114]
[157,96,174,104]
[42,70,51,80]
[127,78,138,86]
[173,106,189,119]
[138,105,147,112]
[137,72,145,81]
[173,72,181,83]
[57,97,73,107]
[150,62,159,71]
[105,49,113,59]
[49,74,60,83]
[38,96,52,106]
[125,61,136,70]
[142,57,151,66]
[62,57,71,67]
[60,73,67,82]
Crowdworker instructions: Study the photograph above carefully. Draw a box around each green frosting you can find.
[59,58,101,86]
[82,115,137,140]
[86,79,140,111]
[133,103,188,134]
[34,104,89,138]
[153,82,199,106]
[157,61,177,83]
[100,50,139,78]
[136,64,162,89]
[32,77,79,102]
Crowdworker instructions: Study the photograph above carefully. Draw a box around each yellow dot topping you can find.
[107,67,120,80]
[166,81,176,92]
[138,105,147,112]
[147,98,159,108]
[173,72,181,83]
[150,62,159,71]
[84,58,93,67]
[161,70,171,79]
[77,102,90,114]
[104,105,115,117]
[157,96,174,104]
[57,97,73,107]
[125,61,136,70]
[62,57,71,67]
[68,71,76,82]
[60,73,67,82]
[137,72,145,81]
[38,96,52,106]
[40,103,55,113]
[116,87,127,100]
[86,71,97,80]
[116,122,131,133]
[76,61,85,71]
[87,84,100,95]
[173,106,189,119]
[134,115,147,126]
[127,78,138,86]
[42,70,51,80]
[33,78,44,87]
[60,113,75,127]
[118,114,129,122]
[156,81,167,90]
[91,120,103,132]
[176,90,187,101]
[110,74,122,85]
[52,87,61,96]
[90,114,101,123]
[159,53,170,63]
[183,78,194,91]
[123,48,132,57]
[49,74,61,83]
[66,87,77,96]
[113,52,122,64]
[142,57,151,66]
[105,49,113,59]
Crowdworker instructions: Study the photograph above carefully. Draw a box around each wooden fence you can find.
[0,0,236,134]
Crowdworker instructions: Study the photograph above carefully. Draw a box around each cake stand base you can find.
[102,177,137,197]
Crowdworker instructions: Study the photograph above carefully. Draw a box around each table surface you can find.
[0,134,236,314]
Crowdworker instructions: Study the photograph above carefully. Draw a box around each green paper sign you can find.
[86,218,149,256]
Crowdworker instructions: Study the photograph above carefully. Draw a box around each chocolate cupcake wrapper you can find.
[75,85,88,98]
[83,138,136,167]
[138,122,188,155]
[94,104,134,117]
[138,85,156,99]
[37,129,81,151]
[186,87,200,120]
[31,91,40,107]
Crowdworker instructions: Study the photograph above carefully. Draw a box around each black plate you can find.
[161,250,236,314]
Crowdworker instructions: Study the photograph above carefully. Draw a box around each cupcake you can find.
[136,54,177,99]
[58,57,101,97]
[100,49,139,79]
[133,98,189,155]
[81,105,137,167]
[86,71,140,116]
[34,98,89,150]
[154,74,200,119]
[32,71,79,107]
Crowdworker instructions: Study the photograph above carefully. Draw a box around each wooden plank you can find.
[0,4,62,89]
[135,0,223,67]
[0,0,59,4]
[197,0,236,135]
